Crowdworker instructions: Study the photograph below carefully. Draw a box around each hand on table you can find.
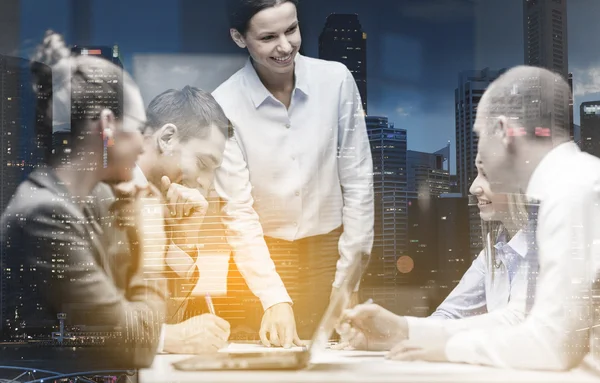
[164,314,231,354]
[386,332,451,362]
[260,302,303,349]
[333,303,408,351]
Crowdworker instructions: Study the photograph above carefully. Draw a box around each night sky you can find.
[18,0,600,173]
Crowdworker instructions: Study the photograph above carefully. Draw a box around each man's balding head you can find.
[474,65,570,144]
[473,65,572,194]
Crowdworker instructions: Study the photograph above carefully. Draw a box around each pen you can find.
[205,293,216,315]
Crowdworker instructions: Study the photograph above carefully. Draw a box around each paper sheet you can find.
[192,253,230,296]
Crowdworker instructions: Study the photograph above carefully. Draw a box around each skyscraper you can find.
[569,73,574,139]
[581,101,600,158]
[55,46,124,162]
[407,193,469,310]
[523,0,572,138]
[70,0,92,46]
[523,0,568,79]
[455,68,505,197]
[1,55,52,336]
[0,0,19,56]
[435,194,470,294]
[319,14,367,114]
[364,116,414,290]
[455,68,506,260]
[406,144,451,198]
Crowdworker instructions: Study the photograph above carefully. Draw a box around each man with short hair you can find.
[383,66,600,370]
[94,85,232,354]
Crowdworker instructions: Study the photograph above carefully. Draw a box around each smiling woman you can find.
[228,0,301,93]
[212,0,374,346]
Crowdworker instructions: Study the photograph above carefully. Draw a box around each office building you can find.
[574,123,581,147]
[0,0,19,56]
[54,46,124,160]
[455,68,506,260]
[407,193,469,310]
[436,194,470,293]
[319,14,367,114]
[407,144,451,198]
[455,68,505,197]
[569,73,574,139]
[1,55,53,337]
[581,102,600,158]
[523,0,572,139]
[449,175,459,194]
[523,0,568,79]
[70,0,92,46]
[70,46,124,119]
[364,116,414,290]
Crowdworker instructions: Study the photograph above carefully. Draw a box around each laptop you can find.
[172,253,369,371]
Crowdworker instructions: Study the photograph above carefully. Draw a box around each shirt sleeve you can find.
[214,133,292,310]
[433,250,488,319]
[409,249,533,343]
[165,241,199,279]
[335,67,374,290]
[445,186,600,371]
[406,251,487,340]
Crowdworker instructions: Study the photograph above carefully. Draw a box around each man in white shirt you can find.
[382,66,600,370]
[334,156,536,353]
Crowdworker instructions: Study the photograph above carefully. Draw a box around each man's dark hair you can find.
[227,0,298,36]
[146,86,231,140]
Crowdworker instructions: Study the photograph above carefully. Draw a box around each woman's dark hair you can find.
[227,0,298,35]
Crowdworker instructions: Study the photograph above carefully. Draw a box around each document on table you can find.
[219,343,306,353]
[218,343,388,364]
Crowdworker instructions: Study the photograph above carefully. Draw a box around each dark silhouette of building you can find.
[407,193,470,307]
[52,46,124,161]
[407,144,451,198]
[70,0,92,46]
[0,0,19,56]
[581,101,600,158]
[319,14,367,114]
[449,175,459,194]
[455,68,506,261]
[523,0,572,138]
[364,116,414,291]
[569,73,574,140]
[455,68,505,198]
[523,0,568,79]
[1,55,53,337]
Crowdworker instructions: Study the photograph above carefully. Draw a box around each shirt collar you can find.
[505,229,528,258]
[526,141,579,201]
[243,53,310,109]
[132,165,148,187]
[494,228,527,258]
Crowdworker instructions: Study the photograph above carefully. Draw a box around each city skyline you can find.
[12,0,600,174]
